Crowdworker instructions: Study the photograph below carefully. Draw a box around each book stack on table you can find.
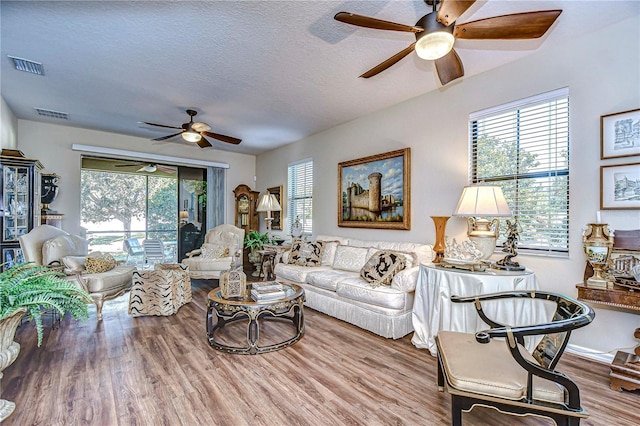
[251,282,286,302]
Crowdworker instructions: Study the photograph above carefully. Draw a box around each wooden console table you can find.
[575,283,640,392]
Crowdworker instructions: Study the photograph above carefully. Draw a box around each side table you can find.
[412,264,548,356]
[575,283,640,392]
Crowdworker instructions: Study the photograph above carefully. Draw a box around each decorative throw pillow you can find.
[85,253,117,274]
[61,255,86,273]
[201,243,229,259]
[360,250,407,288]
[288,240,325,267]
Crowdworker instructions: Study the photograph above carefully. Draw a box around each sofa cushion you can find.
[182,256,232,271]
[360,250,407,287]
[61,255,86,273]
[316,235,350,245]
[366,247,417,268]
[306,269,358,291]
[289,240,325,266]
[275,263,332,283]
[85,253,117,274]
[80,265,135,293]
[332,245,371,272]
[319,241,340,266]
[42,234,88,266]
[336,277,411,310]
[390,267,419,292]
[200,243,229,259]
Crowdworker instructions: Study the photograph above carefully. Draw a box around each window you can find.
[469,88,569,256]
[287,159,313,236]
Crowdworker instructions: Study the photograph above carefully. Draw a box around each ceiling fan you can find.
[114,162,176,174]
[140,109,241,148]
[334,0,561,85]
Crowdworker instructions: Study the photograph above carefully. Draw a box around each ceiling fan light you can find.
[182,131,202,143]
[415,31,455,60]
[142,164,157,173]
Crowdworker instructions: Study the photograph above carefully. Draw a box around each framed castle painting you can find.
[337,148,410,230]
[601,108,640,159]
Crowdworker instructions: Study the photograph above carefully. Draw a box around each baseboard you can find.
[566,343,615,364]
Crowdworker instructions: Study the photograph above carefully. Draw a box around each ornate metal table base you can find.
[206,285,305,355]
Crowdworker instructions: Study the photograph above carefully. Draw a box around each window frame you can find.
[469,87,570,257]
[287,158,313,237]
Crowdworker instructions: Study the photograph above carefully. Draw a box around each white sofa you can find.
[274,235,433,339]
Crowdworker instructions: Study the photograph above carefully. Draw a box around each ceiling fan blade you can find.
[434,49,464,85]
[360,43,416,79]
[140,121,182,130]
[156,165,176,174]
[436,0,477,27]
[152,132,183,141]
[334,12,422,33]
[197,135,213,149]
[202,131,242,145]
[454,10,562,40]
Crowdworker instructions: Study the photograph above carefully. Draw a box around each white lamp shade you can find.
[453,185,511,217]
[256,193,281,212]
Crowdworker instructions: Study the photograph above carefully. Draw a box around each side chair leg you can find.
[451,395,463,426]
[437,356,445,391]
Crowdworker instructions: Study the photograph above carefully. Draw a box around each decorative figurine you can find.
[495,219,525,271]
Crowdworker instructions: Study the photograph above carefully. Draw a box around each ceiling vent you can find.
[34,108,68,120]
[8,55,44,75]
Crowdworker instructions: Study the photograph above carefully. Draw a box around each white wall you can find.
[256,16,640,358]
[1,96,18,149]
[16,120,256,235]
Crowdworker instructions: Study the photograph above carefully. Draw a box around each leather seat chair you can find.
[182,224,244,279]
[19,225,135,320]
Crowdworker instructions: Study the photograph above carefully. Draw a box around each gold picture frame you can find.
[338,148,410,230]
[267,185,282,230]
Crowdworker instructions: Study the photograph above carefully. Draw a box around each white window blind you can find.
[469,88,570,256]
[287,159,313,235]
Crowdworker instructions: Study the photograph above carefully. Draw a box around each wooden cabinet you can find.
[576,283,640,392]
[1,152,43,270]
[233,184,259,233]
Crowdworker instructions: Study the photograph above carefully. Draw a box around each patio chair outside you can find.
[143,239,166,267]
[124,238,144,265]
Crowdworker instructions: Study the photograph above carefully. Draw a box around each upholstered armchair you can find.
[18,225,136,320]
[182,224,244,279]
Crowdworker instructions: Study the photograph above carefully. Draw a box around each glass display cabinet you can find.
[1,151,43,271]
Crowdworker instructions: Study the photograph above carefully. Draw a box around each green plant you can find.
[244,230,272,252]
[0,263,92,346]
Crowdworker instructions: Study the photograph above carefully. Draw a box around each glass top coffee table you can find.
[206,282,305,354]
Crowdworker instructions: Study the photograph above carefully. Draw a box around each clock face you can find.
[238,197,249,213]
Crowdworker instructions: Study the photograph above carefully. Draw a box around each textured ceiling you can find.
[2,1,639,156]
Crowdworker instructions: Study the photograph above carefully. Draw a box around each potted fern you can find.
[244,231,272,276]
[0,263,91,420]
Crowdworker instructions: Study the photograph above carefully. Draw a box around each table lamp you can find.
[452,185,511,260]
[256,192,281,232]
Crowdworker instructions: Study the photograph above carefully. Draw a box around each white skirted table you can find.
[411,264,550,356]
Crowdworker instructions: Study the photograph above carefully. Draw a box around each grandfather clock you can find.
[233,184,259,267]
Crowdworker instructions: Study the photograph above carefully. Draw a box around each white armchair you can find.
[182,224,244,279]
[18,225,135,320]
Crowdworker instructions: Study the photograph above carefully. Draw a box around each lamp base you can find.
[468,236,496,260]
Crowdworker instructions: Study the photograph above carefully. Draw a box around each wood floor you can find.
[3,278,639,426]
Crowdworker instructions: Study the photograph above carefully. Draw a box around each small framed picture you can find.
[601,108,640,159]
[600,162,640,209]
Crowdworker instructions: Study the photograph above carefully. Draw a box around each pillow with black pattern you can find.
[288,240,325,267]
[360,250,407,287]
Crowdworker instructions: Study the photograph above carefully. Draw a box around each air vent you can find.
[8,55,44,75]
[34,108,68,120]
